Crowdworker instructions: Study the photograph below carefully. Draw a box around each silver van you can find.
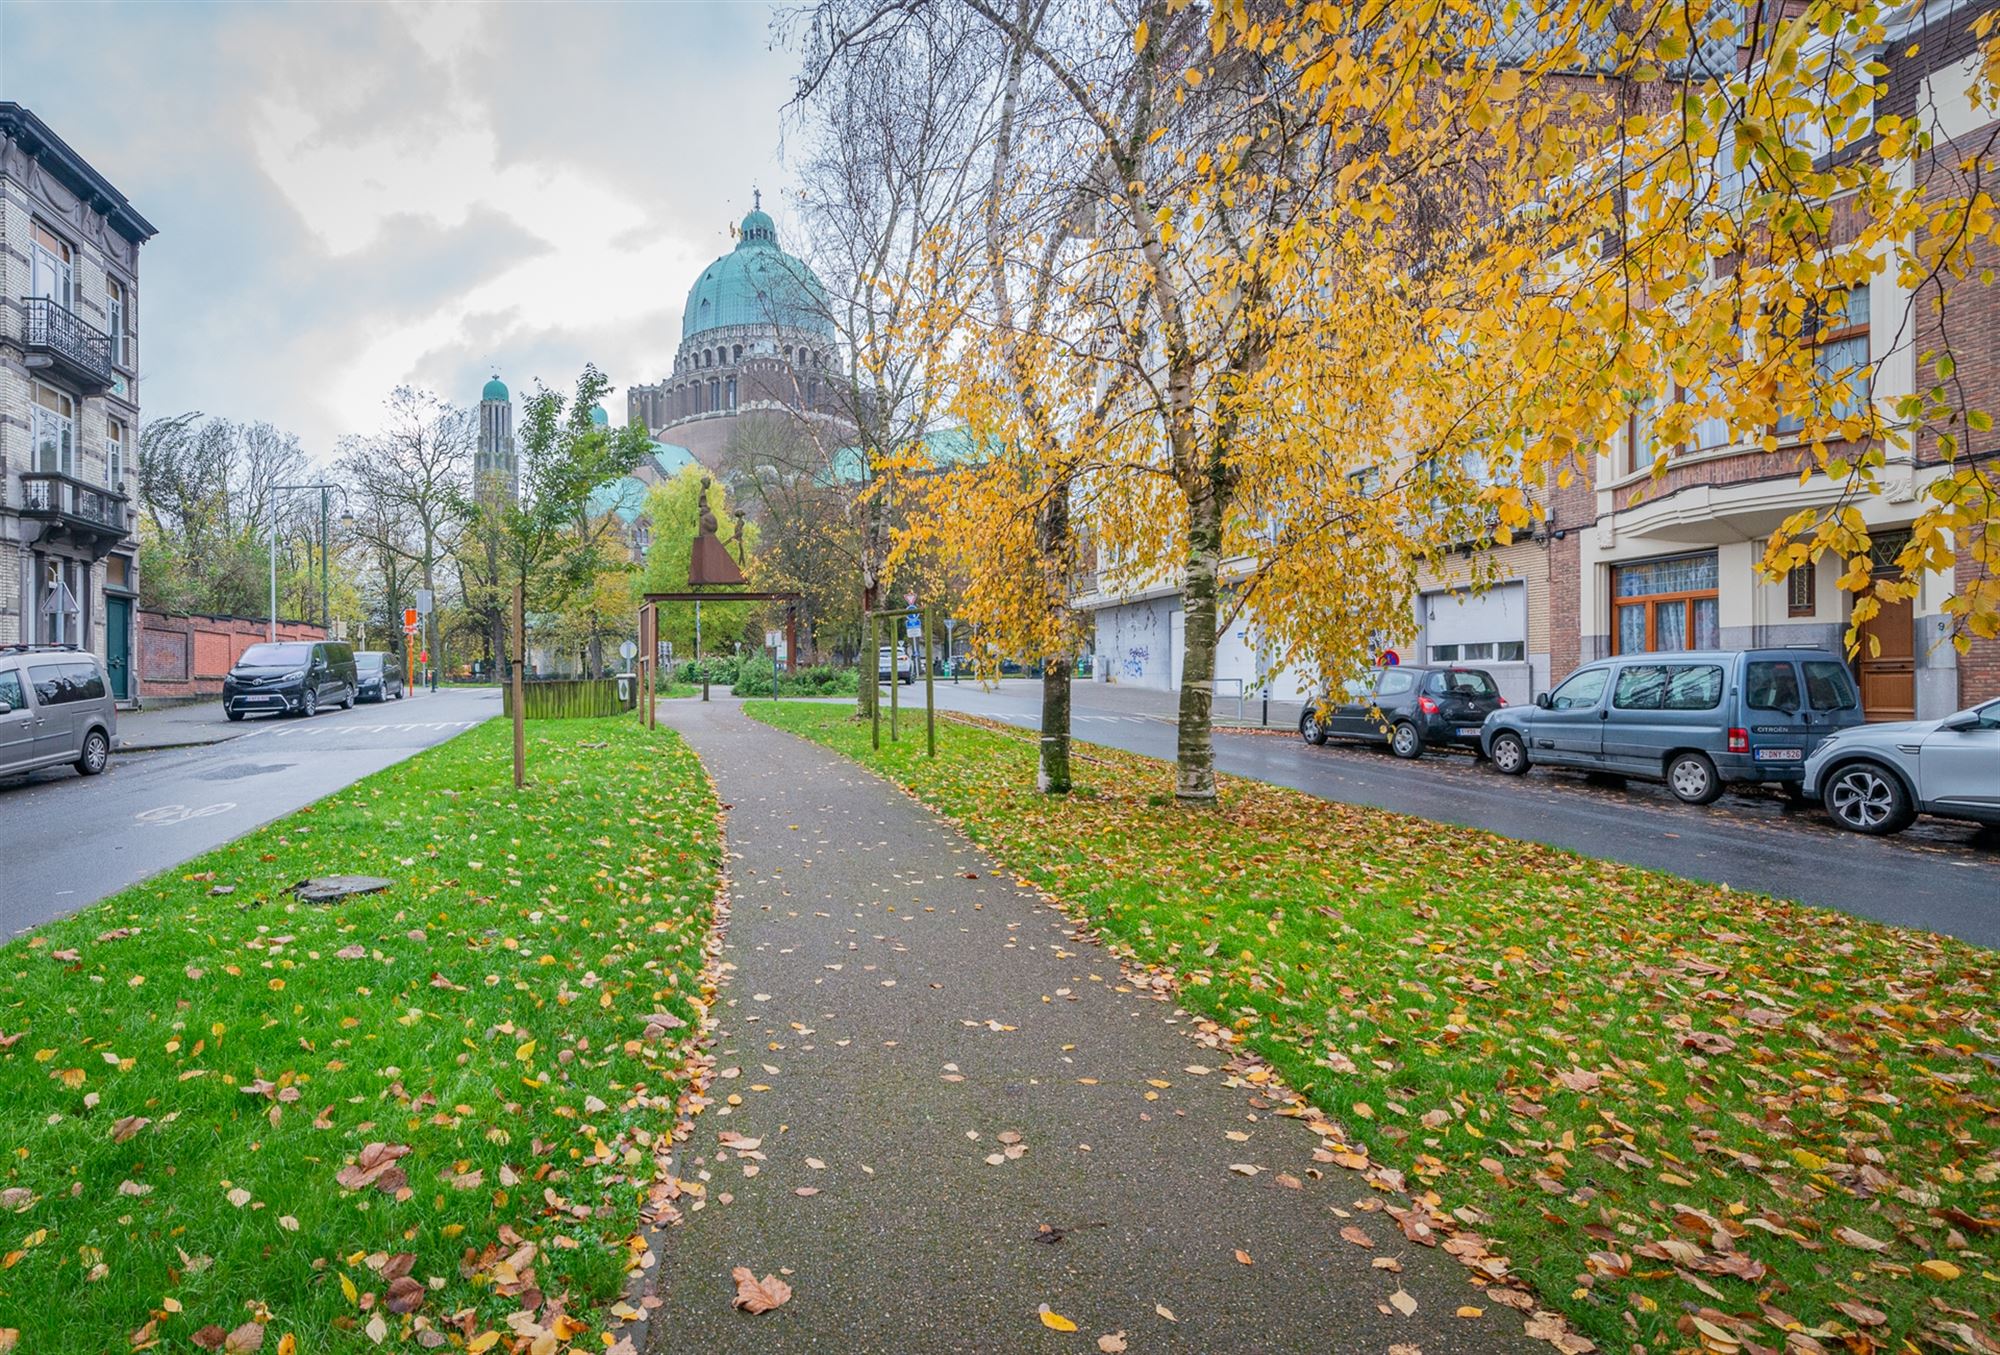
[0,645,117,780]
[1480,648,1863,804]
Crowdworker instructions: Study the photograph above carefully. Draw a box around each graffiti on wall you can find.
[1122,646,1150,679]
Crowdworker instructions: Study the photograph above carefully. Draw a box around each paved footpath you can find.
[650,699,1534,1354]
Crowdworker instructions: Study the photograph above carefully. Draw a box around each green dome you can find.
[589,404,609,426]
[682,207,833,342]
[482,375,509,402]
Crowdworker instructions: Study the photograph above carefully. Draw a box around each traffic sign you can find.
[905,615,921,635]
[414,589,434,614]
[1379,648,1400,667]
[403,608,418,631]
[619,640,638,661]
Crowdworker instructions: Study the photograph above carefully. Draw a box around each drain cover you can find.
[290,875,393,904]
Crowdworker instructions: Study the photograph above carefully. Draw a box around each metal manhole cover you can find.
[290,875,393,904]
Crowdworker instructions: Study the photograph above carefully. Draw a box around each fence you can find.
[501,676,634,720]
[139,611,325,704]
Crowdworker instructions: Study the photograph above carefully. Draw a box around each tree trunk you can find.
[1175,477,1223,805]
[1037,492,1073,794]
[511,577,526,789]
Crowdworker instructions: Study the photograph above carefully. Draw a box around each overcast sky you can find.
[1,0,802,456]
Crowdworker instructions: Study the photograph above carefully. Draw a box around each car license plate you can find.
[1753,747,1803,762]
[1456,726,1483,737]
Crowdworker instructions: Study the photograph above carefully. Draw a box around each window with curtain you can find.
[30,223,72,307]
[1612,552,1719,653]
[107,416,126,488]
[107,277,130,367]
[32,385,74,475]
[1777,286,1870,436]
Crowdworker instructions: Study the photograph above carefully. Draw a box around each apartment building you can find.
[0,104,156,702]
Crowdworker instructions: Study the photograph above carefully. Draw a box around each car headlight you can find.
[283,669,306,682]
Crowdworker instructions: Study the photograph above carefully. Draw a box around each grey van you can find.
[0,645,117,779]
[221,640,357,721]
[1480,648,1863,804]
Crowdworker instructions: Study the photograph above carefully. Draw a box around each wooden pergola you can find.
[635,590,800,728]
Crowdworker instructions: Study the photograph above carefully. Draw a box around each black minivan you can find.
[1300,665,1507,758]
[222,641,358,721]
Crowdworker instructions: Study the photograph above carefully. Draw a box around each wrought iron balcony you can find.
[19,470,130,558]
[23,298,115,393]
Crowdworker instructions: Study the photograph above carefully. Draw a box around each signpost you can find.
[404,608,419,695]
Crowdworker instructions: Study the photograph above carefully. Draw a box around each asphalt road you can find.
[923,681,2000,949]
[0,687,500,936]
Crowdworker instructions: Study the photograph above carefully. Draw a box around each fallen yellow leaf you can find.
[1039,1308,1078,1333]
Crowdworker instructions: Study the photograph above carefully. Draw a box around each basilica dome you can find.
[681,206,832,341]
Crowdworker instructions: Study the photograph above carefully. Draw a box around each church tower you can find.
[474,375,517,506]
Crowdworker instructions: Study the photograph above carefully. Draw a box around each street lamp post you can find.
[269,482,350,642]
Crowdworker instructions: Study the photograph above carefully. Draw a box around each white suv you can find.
[1803,698,2000,835]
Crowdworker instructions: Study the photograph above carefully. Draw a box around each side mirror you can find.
[1940,713,1980,732]
[0,701,12,716]
[1534,692,1552,709]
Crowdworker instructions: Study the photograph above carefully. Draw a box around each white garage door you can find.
[1421,583,1525,664]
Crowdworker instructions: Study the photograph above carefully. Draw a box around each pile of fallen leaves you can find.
[0,717,721,1353]
[755,703,2000,1354]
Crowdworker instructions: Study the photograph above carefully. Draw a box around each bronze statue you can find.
[689,475,746,586]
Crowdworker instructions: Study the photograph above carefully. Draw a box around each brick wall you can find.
[137,611,325,703]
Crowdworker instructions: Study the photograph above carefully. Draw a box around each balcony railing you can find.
[23,298,115,393]
[20,471,130,556]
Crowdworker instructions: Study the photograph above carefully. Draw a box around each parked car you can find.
[1300,664,1506,758]
[0,645,117,780]
[877,644,916,685]
[1482,648,1863,804]
[222,640,357,721]
[354,651,405,703]
[1803,697,2000,835]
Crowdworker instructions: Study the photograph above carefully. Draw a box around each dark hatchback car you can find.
[354,651,405,703]
[1300,665,1506,758]
[222,641,357,721]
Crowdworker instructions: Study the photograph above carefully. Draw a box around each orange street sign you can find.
[404,608,419,630]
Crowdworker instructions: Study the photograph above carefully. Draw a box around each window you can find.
[1429,670,1499,699]
[1428,644,1460,662]
[1624,392,1658,475]
[1746,660,1802,712]
[1549,668,1609,710]
[808,378,819,409]
[1496,640,1526,662]
[1663,665,1724,709]
[1375,669,1417,697]
[708,378,720,410]
[35,560,84,646]
[1787,561,1816,617]
[1613,552,1719,654]
[32,385,75,475]
[1802,661,1858,712]
[727,377,737,409]
[106,277,130,367]
[1614,666,1668,710]
[1777,287,1870,437]
[0,669,23,711]
[30,223,72,306]
[1457,641,1497,661]
[732,344,742,362]
[107,417,125,488]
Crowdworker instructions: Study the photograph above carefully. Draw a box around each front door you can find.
[1858,595,1915,722]
[106,596,132,701]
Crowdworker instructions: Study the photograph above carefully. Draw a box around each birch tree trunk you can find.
[1175,469,1223,804]
[1036,491,1073,794]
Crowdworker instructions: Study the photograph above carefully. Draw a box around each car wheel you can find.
[339,686,354,710]
[301,689,318,719]
[1389,721,1423,760]
[1299,708,1328,746]
[74,729,110,777]
[1822,761,1915,835]
[1666,751,1724,805]
[225,708,244,723]
[395,688,404,701]
[1489,732,1529,775]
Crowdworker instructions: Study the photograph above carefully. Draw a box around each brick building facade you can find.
[0,103,155,702]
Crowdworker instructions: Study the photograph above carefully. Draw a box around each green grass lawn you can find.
[750,701,2000,1353]
[0,717,718,1353]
